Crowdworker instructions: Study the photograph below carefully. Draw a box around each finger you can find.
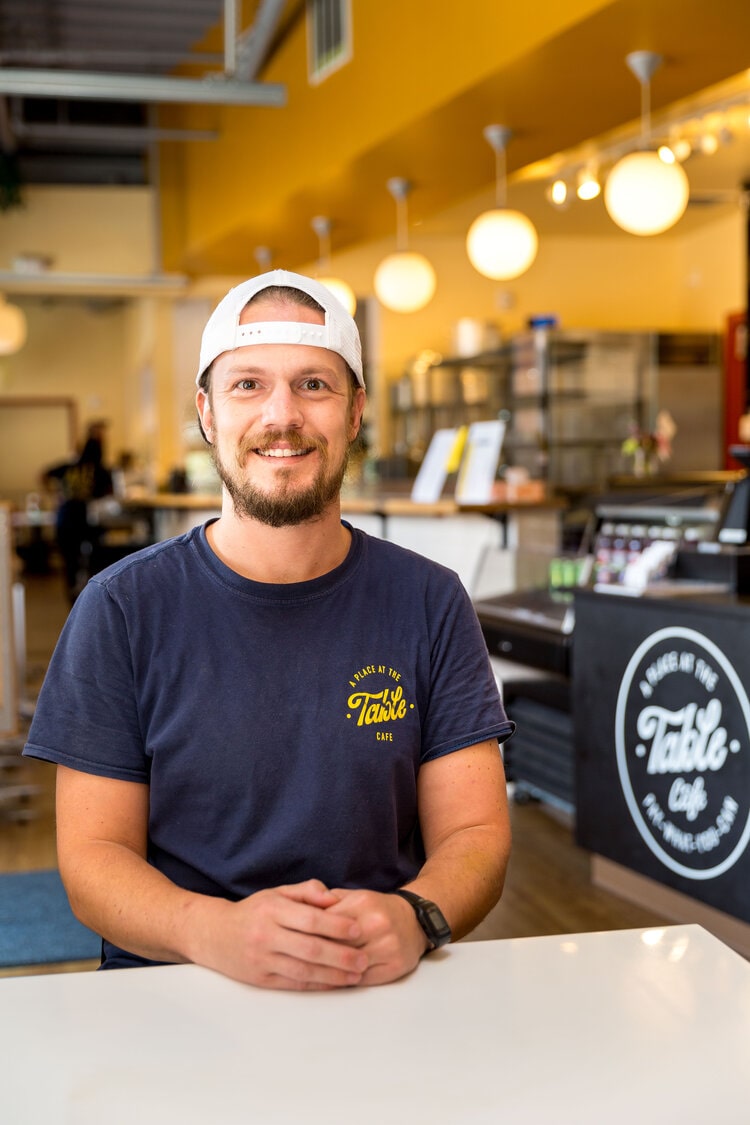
[325,891,391,938]
[278,879,341,907]
[242,894,369,969]
[326,892,367,916]
[273,896,364,944]
[263,947,367,989]
[278,927,370,975]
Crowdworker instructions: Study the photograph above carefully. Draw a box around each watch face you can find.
[396,890,452,948]
[423,901,448,934]
[417,898,452,947]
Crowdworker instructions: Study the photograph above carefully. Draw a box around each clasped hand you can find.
[201,879,427,991]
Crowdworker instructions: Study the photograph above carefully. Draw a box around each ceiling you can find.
[163,0,750,274]
[0,0,297,186]
[1,0,750,271]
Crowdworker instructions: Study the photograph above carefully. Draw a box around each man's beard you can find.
[210,428,351,528]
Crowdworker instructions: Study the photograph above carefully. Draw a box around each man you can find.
[24,270,513,991]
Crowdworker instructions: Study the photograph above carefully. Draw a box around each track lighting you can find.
[576,166,601,201]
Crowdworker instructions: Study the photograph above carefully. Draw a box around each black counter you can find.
[574,588,750,924]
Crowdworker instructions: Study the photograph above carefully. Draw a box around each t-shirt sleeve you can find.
[419,576,514,763]
[23,578,149,782]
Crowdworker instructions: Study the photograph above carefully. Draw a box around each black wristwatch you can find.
[394,889,452,950]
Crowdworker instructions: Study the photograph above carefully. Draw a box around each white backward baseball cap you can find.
[196,269,364,388]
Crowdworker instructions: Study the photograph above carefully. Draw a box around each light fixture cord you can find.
[640,77,652,146]
[396,194,409,252]
[495,144,507,208]
[318,229,331,271]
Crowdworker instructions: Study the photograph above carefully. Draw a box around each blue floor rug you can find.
[0,868,101,967]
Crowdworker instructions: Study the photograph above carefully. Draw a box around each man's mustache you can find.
[235,430,328,463]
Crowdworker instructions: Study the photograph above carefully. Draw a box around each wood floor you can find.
[0,571,670,977]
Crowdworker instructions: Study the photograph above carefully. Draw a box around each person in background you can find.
[25,270,513,990]
[111,450,148,500]
[43,420,112,604]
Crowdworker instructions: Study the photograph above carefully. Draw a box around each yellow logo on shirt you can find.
[346,664,414,736]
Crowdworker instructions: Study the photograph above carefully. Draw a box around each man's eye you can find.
[237,379,258,390]
[302,378,325,391]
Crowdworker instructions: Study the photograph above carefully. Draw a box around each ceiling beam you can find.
[0,270,189,298]
[235,0,289,81]
[11,120,219,150]
[0,50,225,68]
[0,68,285,106]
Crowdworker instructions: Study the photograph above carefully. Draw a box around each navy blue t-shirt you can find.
[25,522,512,967]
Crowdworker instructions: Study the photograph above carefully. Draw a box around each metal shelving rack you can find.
[392,330,655,491]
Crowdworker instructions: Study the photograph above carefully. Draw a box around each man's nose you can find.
[261,383,304,428]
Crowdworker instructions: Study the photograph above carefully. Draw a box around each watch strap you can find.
[394,889,452,950]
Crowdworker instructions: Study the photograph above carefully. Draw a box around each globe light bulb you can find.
[604,151,689,235]
[317,276,357,316]
[0,297,27,355]
[466,208,538,280]
[373,251,436,313]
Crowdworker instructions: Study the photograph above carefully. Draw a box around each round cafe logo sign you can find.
[615,626,750,880]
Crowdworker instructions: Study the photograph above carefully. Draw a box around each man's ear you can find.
[349,387,366,442]
[196,388,213,444]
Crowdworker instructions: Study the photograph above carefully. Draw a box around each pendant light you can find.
[466,125,538,280]
[373,178,436,313]
[604,52,690,236]
[310,216,356,315]
[0,294,27,355]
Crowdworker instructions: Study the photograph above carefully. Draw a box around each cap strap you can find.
[234,321,337,350]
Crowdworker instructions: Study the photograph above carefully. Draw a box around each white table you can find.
[2,925,749,1124]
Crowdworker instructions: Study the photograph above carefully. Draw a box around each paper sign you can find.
[411,428,461,504]
[455,419,506,504]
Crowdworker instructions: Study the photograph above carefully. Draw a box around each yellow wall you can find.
[0,300,130,453]
[674,212,745,327]
[0,186,155,274]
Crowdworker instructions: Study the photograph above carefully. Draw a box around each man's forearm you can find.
[61,840,219,965]
[402,823,511,941]
[406,739,512,941]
